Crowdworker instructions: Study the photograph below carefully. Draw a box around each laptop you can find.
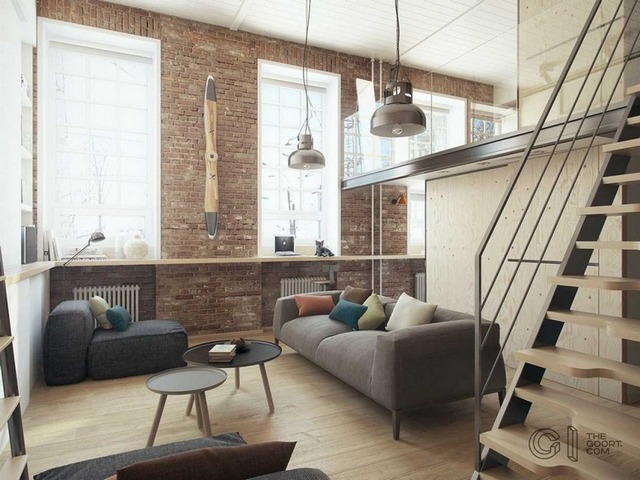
[275,236,298,256]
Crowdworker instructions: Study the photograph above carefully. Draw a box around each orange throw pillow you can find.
[294,295,335,316]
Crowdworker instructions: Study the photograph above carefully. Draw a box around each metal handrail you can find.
[472,0,639,471]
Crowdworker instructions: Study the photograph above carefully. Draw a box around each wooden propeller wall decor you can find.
[204,75,219,239]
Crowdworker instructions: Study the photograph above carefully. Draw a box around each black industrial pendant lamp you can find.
[288,0,325,170]
[371,0,426,138]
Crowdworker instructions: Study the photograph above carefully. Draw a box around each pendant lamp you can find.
[370,0,426,138]
[288,0,325,170]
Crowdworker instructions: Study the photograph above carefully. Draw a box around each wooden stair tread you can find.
[481,424,636,480]
[546,310,640,341]
[0,336,12,354]
[478,465,529,480]
[627,115,640,126]
[577,203,640,215]
[549,275,640,290]
[602,172,640,185]
[602,138,640,156]
[575,240,640,250]
[515,346,640,387]
[0,455,28,480]
[0,397,20,427]
[515,384,640,455]
[627,84,640,96]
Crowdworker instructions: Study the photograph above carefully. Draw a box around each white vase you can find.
[123,234,149,259]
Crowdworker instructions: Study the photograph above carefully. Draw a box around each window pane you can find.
[89,79,117,104]
[56,99,86,126]
[56,74,86,101]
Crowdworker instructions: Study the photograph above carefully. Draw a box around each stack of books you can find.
[208,344,236,363]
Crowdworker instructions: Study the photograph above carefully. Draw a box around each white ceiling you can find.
[107,0,518,90]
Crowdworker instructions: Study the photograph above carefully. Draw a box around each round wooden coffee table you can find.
[145,366,227,446]
[183,340,282,412]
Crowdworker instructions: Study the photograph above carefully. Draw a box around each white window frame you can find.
[38,19,161,259]
[258,60,341,256]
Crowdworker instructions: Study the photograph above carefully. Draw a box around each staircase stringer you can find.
[478,94,640,472]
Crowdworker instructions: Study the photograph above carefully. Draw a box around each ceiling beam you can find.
[230,0,256,31]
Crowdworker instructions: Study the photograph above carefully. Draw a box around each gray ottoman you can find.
[88,320,187,380]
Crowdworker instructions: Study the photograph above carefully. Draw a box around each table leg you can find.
[198,392,212,437]
[186,393,194,416]
[147,394,167,447]
[235,367,240,389]
[259,363,275,412]
[195,392,203,429]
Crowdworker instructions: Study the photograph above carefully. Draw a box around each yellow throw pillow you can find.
[89,296,112,329]
[385,292,437,331]
[358,294,386,330]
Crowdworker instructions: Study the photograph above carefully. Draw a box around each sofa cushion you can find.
[315,330,384,396]
[358,294,386,330]
[117,441,296,480]
[340,286,373,305]
[294,295,335,317]
[385,293,437,331]
[329,300,367,330]
[33,433,246,480]
[280,316,351,360]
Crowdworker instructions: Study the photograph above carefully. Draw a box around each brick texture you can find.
[37,0,490,334]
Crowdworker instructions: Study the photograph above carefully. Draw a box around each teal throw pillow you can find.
[329,299,368,331]
[106,306,131,332]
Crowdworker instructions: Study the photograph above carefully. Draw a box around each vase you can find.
[123,234,149,259]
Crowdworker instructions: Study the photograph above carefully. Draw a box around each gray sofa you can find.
[34,433,329,480]
[273,291,506,440]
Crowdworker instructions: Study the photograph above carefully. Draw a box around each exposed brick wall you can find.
[36,0,485,334]
[49,265,157,320]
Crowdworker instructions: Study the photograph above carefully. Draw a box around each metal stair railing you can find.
[473,0,640,473]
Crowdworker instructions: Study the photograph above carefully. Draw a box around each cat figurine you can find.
[315,240,334,257]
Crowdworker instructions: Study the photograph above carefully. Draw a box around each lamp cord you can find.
[394,0,400,84]
[302,0,312,135]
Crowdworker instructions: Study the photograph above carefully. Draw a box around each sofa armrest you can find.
[272,290,342,341]
[370,319,505,411]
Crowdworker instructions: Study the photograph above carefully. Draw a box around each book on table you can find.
[208,343,236,362]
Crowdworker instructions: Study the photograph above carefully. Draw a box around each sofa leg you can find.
[392,411,400,440]
[497,387,506,405]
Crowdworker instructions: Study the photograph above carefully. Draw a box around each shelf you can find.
[0,455,28,480]
[20,204,32,214]
[20,89,31,109]
[20,146,31,161]
[0,397,20,428]
[0,336,13,354]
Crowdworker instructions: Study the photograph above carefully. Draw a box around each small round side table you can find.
[145,366,227,447]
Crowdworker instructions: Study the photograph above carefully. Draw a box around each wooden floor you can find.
[18,332,640,479]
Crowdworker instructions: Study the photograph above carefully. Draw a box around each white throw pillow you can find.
[385,292,437,331]
[89,295,112,329]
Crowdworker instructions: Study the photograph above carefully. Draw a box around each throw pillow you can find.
[340,285,373,305]
[116,441,296,480]
[329,299,368,331]
[358,294,386,330]
[89,295,112,329]
[385,292,437,331]
[105,306,131,332]
[294,295,335,317]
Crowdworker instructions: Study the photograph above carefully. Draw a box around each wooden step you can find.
[602,172,640,185]
[0,455,28,480]
[515,346,640,387]
[0,336,12,354]
[478,465,529,480]
[515,384,640,456]
[627,84,640,96]
[0,397,20,427]
[602,138,640,156]
[549,275,640,290]
[481,424,636,480]
[577,203,640,215]
[546,310,640,341]
[575,240,640,250]
[627,115,640,126]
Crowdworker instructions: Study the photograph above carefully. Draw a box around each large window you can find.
[39,20,160,259]
[258,61,340,256]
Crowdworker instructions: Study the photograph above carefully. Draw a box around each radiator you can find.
[415,273,426,302]
[280,277,328,297]
[73,284,140,322]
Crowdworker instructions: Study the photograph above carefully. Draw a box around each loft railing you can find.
[473,0,640,471]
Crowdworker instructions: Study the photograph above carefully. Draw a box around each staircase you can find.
[0,249,29,480]
[473,0,640,478]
